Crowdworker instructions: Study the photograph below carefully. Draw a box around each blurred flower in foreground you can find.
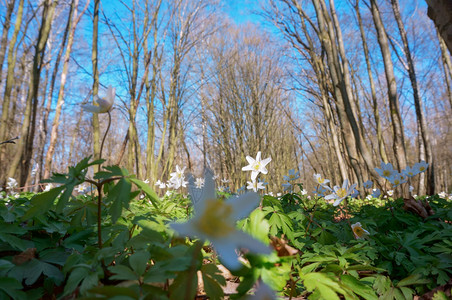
[300,189,308,196]
[387,190,394,197]
[438,191,447,198]
[324,179,357,206]
[82,86,115,113]
[247,281,276,299]
[284,169,300,181]
[351,222,369,239]
[171,169,272,270]
[242,151,271,181]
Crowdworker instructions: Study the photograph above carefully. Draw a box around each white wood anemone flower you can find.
[242,151,271,181]
[82,86,115,113]
[324,179,357,206]
[313,173,330,186]
[170,168,272,270]
[351,222,370,239]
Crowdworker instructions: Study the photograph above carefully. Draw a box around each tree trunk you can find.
[92,0,100,171]
[391,0,435,194]
[354,0,389,164]
[369,0,407,172]
[425,0,452,55]
[7,0,57,186]
[0,0,16,87]
[437,28,452,109]
[0,0,24,184]
[44,0,87,179]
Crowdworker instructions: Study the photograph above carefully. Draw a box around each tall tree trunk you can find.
[7,0,57,186]
[391,0,435,194]
[354,0,388,164]
[0,0,16,87]
[437,28,452,109]
[369,0,407,172]
[44,0,87,179]
[92,0,100,171]
[425,0,452,55]
[0,0,24,185]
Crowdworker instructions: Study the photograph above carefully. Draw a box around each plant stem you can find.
[97,183,103,248]
[99,111,111,168]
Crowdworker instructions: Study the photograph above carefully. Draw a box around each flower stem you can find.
[99,111,111,167]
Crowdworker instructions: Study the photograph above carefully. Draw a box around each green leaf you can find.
[0,232,29,251]
[340,274,378,300]
[130,178,160,209]
[88,286,139,298]
[432,291,450,300]
[21,186,65,220]
[108,265,138,281]
[302,273,344,300]
[80,272,100,295]
[63,267,90,296]
[241,209,270,244]
[169,271,198,300]
[202,272,224,300]
[108,178,132,224]
[56,184,76,213]
[397,274,430,287]
[0,277,26,300]
[129,251,150,276]
[40,261,64,285]
[398,287,414,299]
[373,275,391,295]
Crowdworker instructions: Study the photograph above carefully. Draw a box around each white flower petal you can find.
[213,240,242,270]
[228,192,260,221]
[82,104,103,113]
[234,231,272,255]
[333,198,344,206]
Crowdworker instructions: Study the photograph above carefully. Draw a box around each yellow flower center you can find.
[383,170,391,177]
[353,226,365,238]
[317,177,324,184]
[336,188,347,198]
[394,179,400,185]
[194,199,235,238]
[289,174,295,179]
[253,163,261,171]
[420,167,425,172]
